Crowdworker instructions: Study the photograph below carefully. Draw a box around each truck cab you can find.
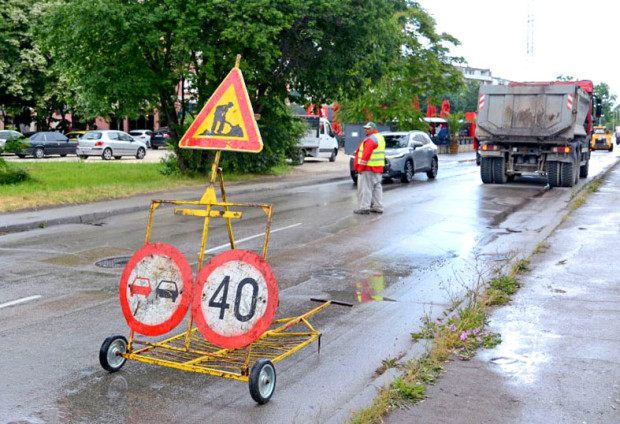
[297,116,339,164]
[591,126,613,152]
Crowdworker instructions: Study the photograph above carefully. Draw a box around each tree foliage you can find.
[439,80,480,115]
[593,82,616,128]
[41,0,426,172]
[29,0,464,173]
[341,4,464,130]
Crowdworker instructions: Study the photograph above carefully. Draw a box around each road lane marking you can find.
[202,223,302,254]
[0,295,42,309]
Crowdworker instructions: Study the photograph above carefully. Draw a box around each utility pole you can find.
[526,0,535,64]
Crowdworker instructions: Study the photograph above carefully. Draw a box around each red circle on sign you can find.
[119,243,193,336]
[192,250,278,349]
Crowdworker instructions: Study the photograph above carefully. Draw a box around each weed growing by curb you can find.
[533,241,550,254]
[348,271,520,424]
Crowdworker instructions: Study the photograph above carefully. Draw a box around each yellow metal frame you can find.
[123,300,333,381]
[122,150,331,380]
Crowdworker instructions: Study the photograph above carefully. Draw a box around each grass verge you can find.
[348,269,524,423]
[0,161,292,212]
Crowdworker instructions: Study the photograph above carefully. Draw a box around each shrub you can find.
[0,158,30,185]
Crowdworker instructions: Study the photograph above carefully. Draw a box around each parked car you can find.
[76,130,147,160]
[0,130,23,149]
[17,131,76,158]
[65,130,86,141]
[129,129,153,148]
[349,131,439,184]
[151,128,174,149]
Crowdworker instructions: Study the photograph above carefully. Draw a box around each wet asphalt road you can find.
[0,151,618,423]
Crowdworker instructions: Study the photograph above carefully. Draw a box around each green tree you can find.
[593,82,616,128]
[0,0,46,129]
[341,5,463,130]
[439,80,480,115]
[40,0,450,172]
[0,0,77,131]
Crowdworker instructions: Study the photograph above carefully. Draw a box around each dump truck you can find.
[476,81,598,187]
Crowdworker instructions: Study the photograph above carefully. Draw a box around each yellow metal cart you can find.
[100,151,351,403]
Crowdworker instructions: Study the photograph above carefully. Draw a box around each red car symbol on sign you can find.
[130,277,152,298]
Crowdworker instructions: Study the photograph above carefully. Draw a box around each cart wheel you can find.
[99,335,128,372]
[249,359,276,404]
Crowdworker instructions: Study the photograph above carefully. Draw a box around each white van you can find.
[297,116,339,164]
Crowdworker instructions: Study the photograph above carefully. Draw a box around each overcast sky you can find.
[419,0,619,101]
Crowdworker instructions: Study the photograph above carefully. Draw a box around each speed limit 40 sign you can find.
[192,250,278,349]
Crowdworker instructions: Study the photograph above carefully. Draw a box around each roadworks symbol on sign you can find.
[179,67,263,153]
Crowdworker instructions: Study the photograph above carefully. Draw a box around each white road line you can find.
[0,295,42,310]
[203,223,302,254]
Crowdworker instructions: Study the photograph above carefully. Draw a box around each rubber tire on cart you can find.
[249,359,276,405]
[102,148,113,161]
[329,148,337,162]
[400,160,414,183]
[492,157,507,184]
[426,157,438,179]
[480,157,494,184]
[99,335,128,372]
[579,158,589,178]
[34,147,44,159]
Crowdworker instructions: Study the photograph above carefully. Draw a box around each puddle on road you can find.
[319,262,417,304]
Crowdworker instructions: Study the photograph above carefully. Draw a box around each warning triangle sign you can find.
[179,68,263,153]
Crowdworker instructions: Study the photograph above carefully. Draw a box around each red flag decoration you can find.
[426,104,437,117]
[440,100,451,117]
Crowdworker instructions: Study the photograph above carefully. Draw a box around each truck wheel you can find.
[492,157,507,184]
[480,157,494,184]
[548,161,561,187]
[297,150,305,165]
[560,161,576,187]
[329,149,337,162]
[579,158,589,178]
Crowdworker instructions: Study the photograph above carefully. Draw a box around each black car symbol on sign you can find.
[156,280,179,303]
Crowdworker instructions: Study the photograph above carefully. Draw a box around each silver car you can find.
[0,130,23,149]
[349,130,439,183]
[129,129,153,148]
[77,130,147,160]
